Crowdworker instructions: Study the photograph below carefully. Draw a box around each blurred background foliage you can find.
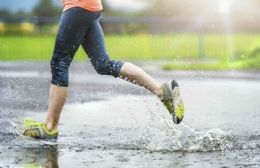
[0,0,260,70]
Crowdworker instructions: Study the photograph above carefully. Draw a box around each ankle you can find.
[45,121,58,131]
[155,85,163,98]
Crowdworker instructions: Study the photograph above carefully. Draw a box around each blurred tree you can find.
[102,0,113,15]
[16,10,31,17]
[33,0,60,17]
[32,0,61,25]
[102,0,125,16]
[142,0,237,16]
[0,9,12,17]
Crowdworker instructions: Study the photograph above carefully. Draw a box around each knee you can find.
[93,59,124,77]
[50,55,70,87]
[94,60,112,75]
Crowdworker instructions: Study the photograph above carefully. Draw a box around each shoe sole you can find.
[162,80,184,124]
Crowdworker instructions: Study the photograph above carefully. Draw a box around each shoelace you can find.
[23,127,40,138]
[23,118,43,138]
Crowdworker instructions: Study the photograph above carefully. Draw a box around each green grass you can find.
[0,34,260,70]
[0,34,199,61]
[162,57,260,70]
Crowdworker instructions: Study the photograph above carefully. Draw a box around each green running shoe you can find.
[160,80,184,124]
[15,118,58,140]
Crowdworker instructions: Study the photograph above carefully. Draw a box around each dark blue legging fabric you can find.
[51,7,124,87]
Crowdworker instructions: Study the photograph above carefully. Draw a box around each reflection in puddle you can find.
[18,146,58,168]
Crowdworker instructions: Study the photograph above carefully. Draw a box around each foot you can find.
[15,118,58,139]
[160,80,184,124]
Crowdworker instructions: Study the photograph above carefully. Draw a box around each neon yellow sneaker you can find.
[160,80,184,124]
[15,118,58,140]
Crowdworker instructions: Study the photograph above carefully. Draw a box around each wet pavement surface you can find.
[0,61,260,168]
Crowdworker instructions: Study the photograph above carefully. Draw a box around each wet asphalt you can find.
[0,61,260,168]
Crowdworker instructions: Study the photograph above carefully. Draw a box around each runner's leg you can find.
[119,62,162,96]
[45,8,99,130]
[81,19,162,97]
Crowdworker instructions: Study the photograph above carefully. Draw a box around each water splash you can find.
[140,122,236,152]
[139,99,236,152]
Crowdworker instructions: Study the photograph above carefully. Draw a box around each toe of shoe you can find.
[175,101,184,124]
